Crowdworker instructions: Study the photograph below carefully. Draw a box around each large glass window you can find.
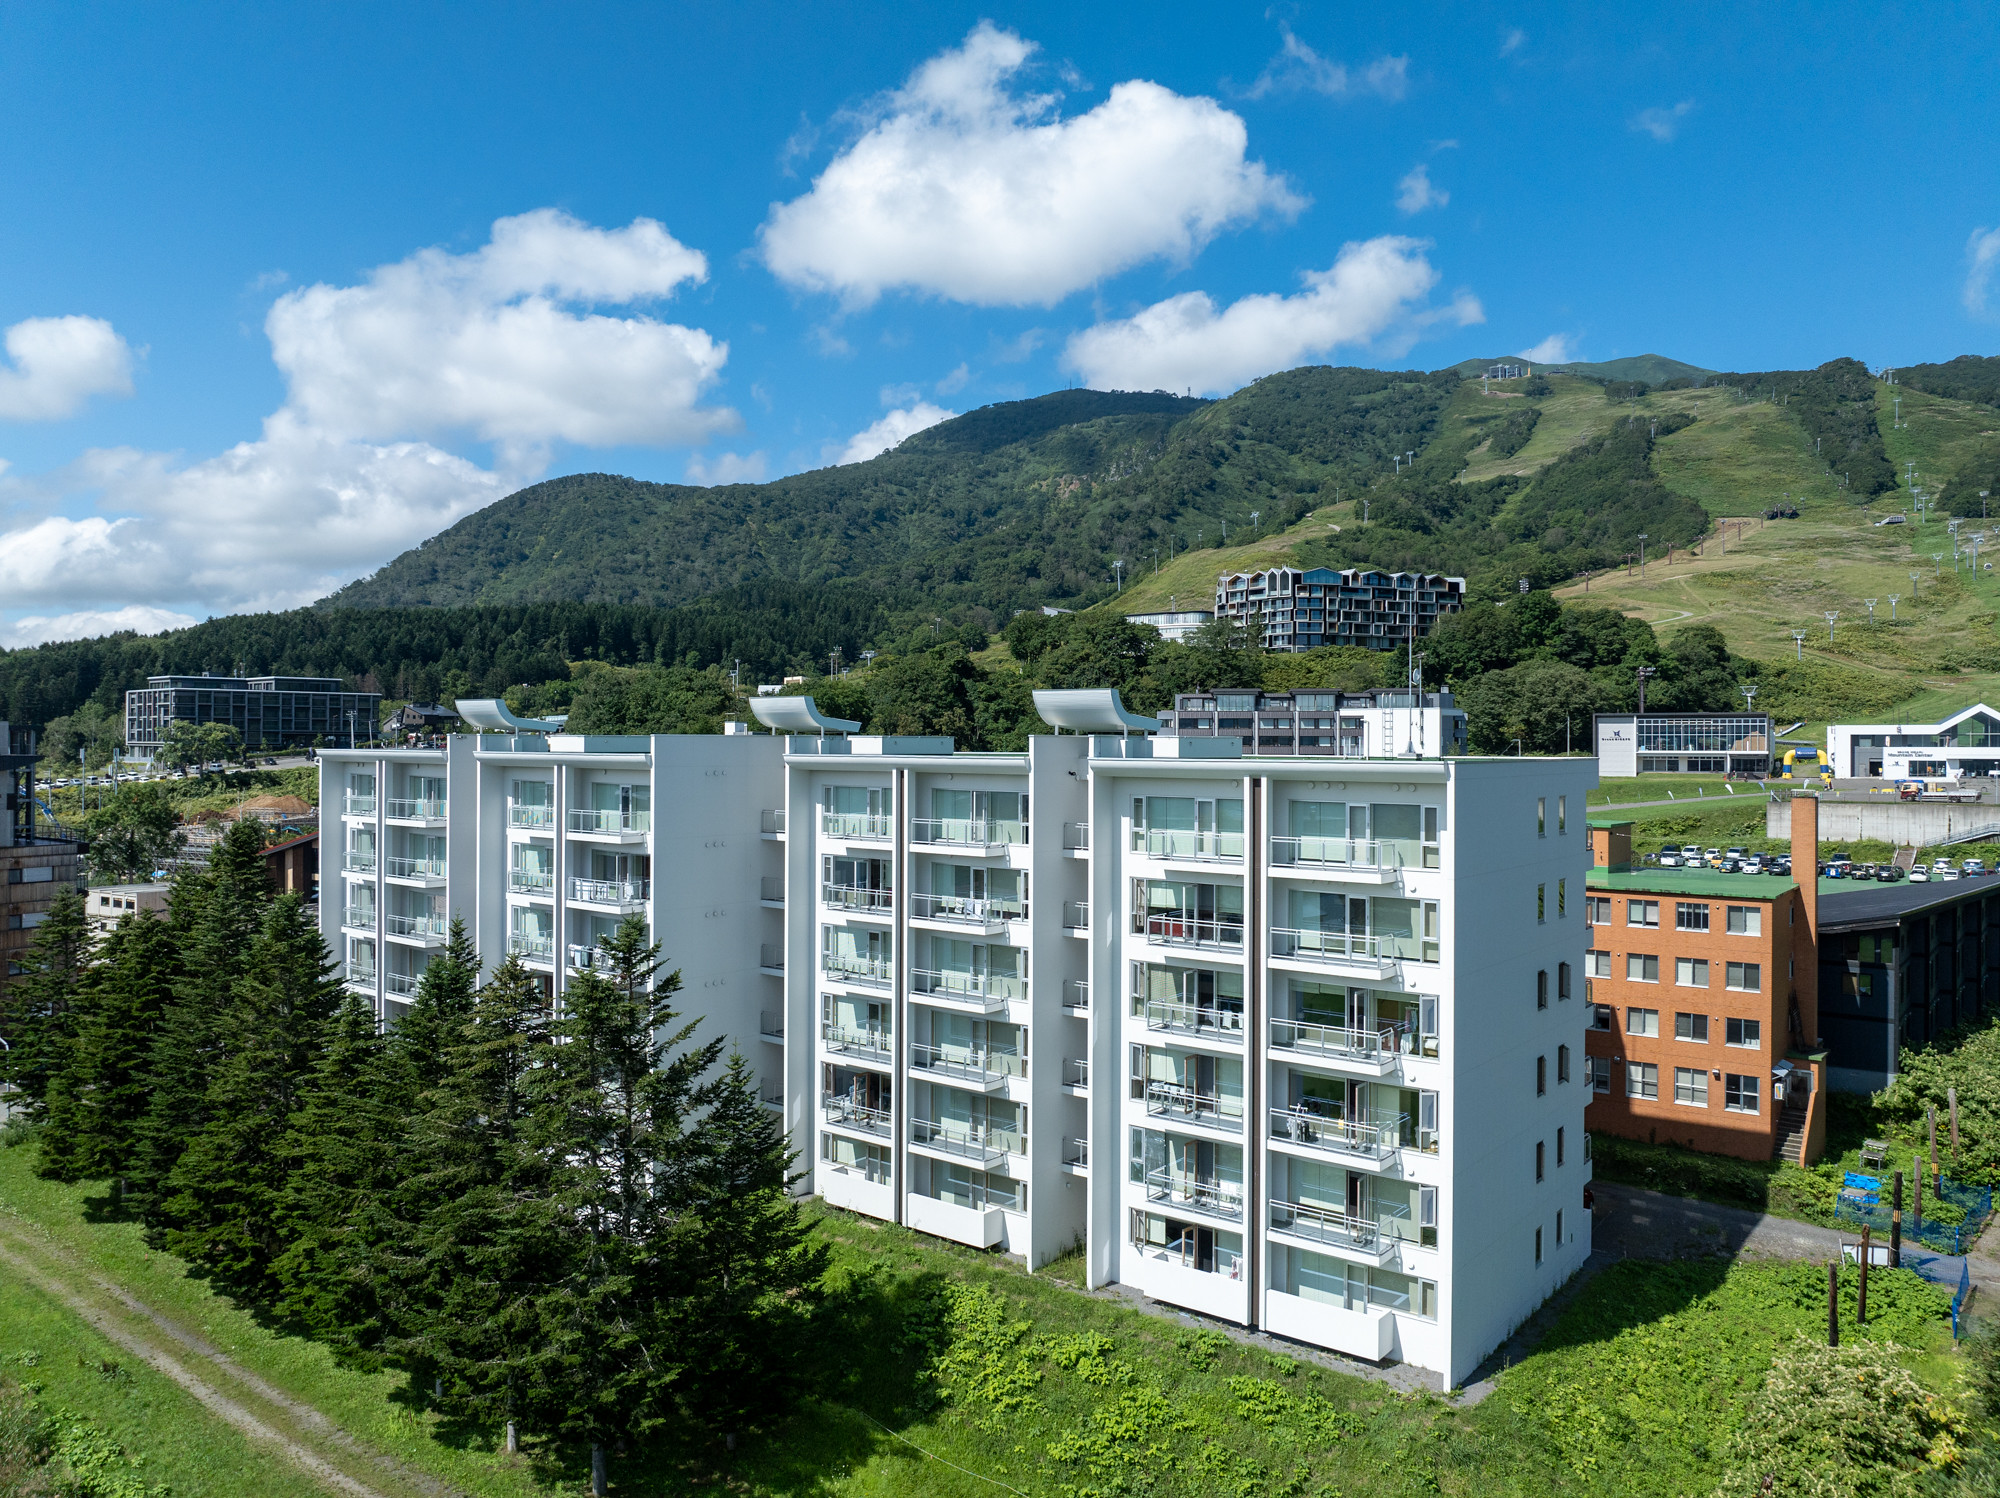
[1726,1017,1762,1048]
[1674,1068,1708,1107]
[1724,1074,1760,1113]
[1675,958,1710,988]
[1627,954,1659,983]
[1725,962,1763,992]
[1134,796,1242,859]
[1627,1062,1659,1100]
[1626,1007,1659,1036]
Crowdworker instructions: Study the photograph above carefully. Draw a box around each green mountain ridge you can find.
[1446,353,1719,384]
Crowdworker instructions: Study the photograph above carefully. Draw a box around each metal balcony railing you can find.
[1062,900,1089,930]
[383,856,446,881]
[1268,1105,1406,1161]
[760,1010,786,1038]
[910,891,1025,924]
[342,905,376,929]
[342,851,377,873]
[507,802,555,829]
[761,875,784,903]
[821,812,891,841]
[571,877,649,906]
[1268,1198,1395,1253]
[1132,828,1243,862]
[1063,978,1090,1013]
[1141,998,1245,1041]
[568,808,651,834]
[910,967,1025,1003]
[909,817,1026,847]
[822,952,890,986]
[1062,821,1089,851]
[1271,928,1380,962]
[567,944,617,972]
[1145,1080,1244,1131]
[508,869,554,894]
[909,1042,1023,1084]
[821,1023,890,1061]
[1063,1137,1089,1168]
[345,966,376,988]
[344,794,377,816]
[822,1095,893,1137]
[1143,1168,1243,1221]
[384,798,447,820]
[1061,1057,1088,1089]
[761,808,786,835]
[1141,913,1243,950]
[1268,836,1395,870]
[823,883,894,914]
[760,944,785,972]
[385,972,421,997]
[1269,1017,1400,1063]
[909,1117,1020,1165]
[384,911,446,939]
[508,933,554,961]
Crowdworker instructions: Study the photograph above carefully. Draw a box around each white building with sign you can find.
[1827,704,2000,781]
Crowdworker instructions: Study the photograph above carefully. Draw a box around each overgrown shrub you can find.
[1875,1017,2000,1187]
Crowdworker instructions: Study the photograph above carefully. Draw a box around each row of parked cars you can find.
[1654,845,1995,882]
[1656,845,1794,874]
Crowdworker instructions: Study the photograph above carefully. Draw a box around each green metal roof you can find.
[1586,868,1796,899]
[1585,818,1634,830]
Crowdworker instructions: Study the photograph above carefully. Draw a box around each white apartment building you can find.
[320,692,1593,1388]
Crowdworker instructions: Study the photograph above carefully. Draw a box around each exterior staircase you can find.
[1772,1099,1811,1164]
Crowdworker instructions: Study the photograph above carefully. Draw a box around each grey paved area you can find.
[1590,1181,1847,1262]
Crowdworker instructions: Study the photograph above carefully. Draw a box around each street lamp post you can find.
[1638,533,1649,578]
[1864,598,1877,623]
[1824,610,1840,643]
[1888,594,1900,620]
[1635,664,1657,713]
[1792,630,1806,660]
[1935,554,1945,578]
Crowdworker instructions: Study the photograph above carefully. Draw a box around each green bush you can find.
[1590,1134,1782,1211]
[1767,1165,1839,1226]
[1874,1017,2000,1187]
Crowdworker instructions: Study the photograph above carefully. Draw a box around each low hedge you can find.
[1590,1134,1836,1225]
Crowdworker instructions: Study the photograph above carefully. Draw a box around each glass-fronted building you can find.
[1592,713,1772,776]
[125,673,383,756]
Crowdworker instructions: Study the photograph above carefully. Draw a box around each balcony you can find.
[1269,927,1409,977]
[909,1117,1018,1168]
[344,966,375,991]
[1141,913,1243,952]
[385,911,447,945]
[759,1010,785,1040]
[1269,1017,1405,1074]
[821,812,890,842]
[1268,836,1406,882]
[341,905,376,931]
[1063,900,1089,933]
[909,817,1024,850]
[342,852,377,877]
[1063,979,1090,1014]
[508,869,554,897]
[567,944,618,973]
[571,877,649,910]
[909,968,1023,1011]
[760,944,785,976]
[383,856,447,885]
[821,1023,891,1063]
[568,808,650,839]
[508,932,555,963]
[822,952,891,988]
[1267,1199,1400,1260]
[822,1094,893,1138]
[1063,1137,1089,1171]
[761,808,786,838]
[1268,1105,1405,1163]
[1141,998,1245,1044]
[1061,1057,1088,1091]
[1132,828,1243,863]
[823,883,893,916]
[1142,1168,1243,1223]
[1144,1080,1245,1133]
[507,803,555,830]
[909,891,1023,930]
[384,797,447,824]
[385,971,421,998]
[909,1041,1021,1090]
[1062,821,1089,853]
[343,794,377,817]
[760,875,785,907]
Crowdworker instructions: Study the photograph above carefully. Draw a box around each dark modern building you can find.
[2,720,85,998]
[1816,877,2000,1091]
[124,673,381,757]
[1156,687,1468,756]
[1212,567,1465,652]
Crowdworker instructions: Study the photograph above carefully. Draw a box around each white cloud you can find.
[829,402,958,465]
[1965,226,2000,318]
[1630,100,1694,142]
[0,604,201,648]
[1247,25,1409,101]
[684,450,770,486]
[936,362,971,395]
[760,22,1302,308]
[1062,236,1483,396]
[1396,164,1448,215]
[1518,333,1578,364]
[1500,28,1527,57]
[991,329,1046,363]
[0,316,135,421]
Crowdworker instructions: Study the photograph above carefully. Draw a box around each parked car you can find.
[1877,865,1906,882]
[1909,868,1931,882]
[1725,846,1749,860]
[1943,867,1964,880]
[1963,858,1987,876]
[1657,852,1682,867]
[1681,844,1704,861]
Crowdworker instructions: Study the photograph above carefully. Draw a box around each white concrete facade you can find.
[1828,703,2000,781]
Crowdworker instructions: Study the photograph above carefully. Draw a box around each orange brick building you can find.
[1580,803,1827,1164]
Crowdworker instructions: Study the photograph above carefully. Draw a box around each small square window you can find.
[1726,1017,1762,1048]
[1675,957,1710,988]
[1726,961,1763,993]
[1725,1074,1760,1113]
[1586,950,1610,979]
[1590,1004,1613,1031]
[1626,1007,1659,1037]
[1626,1061,1658,1100]
[1726,905,1762,936]
[1585,897,1612,925]
[1626,954,1660,984]
[1675,1012,1710,1042]
[1627,900,1660,928]
[1674,1067,1709,1106]
[1675,902,1711,931]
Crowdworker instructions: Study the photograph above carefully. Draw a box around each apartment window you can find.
[1556,1126,1566,1165]
[1585,896,1612,925]
[1724,1074,1761,1113]
[1626,954,1660,984]
[1558,795,1567,834]
[1675,1012,1710,1043]
[1558,879,1567,918]
[1537,969,1548,1009]
[1557,1208,1565,1244]
[1590,1004,1613,1031]
[1537,797,1546,837]
[1726,1017,1763,1049]
[1674,1067,1709,1107]
[1557,1044,1571,1083]
[1627,900,1659,928]
[1535,1226,1544,1265]
[1586,950,1610,979]
[1675,957,1711,989]
[1535,1140,1545,1181]
[1626,1007,1659,1037]
[1627,1061,1659,1100]
[1588,1056,1612,1093]
[1419,1186,1437,1249]
[1537,1055,1547,1096]
[1558,961,1572,999]
[1726,905,1763,936]
[1676,902,1710,931]
[1725,961,1763,993]
[1537,884,1546,923]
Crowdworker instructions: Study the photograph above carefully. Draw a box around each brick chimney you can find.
[1589,821,1632,870]
[1790,793,1820,1051]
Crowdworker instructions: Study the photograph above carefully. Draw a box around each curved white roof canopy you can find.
[749,696,862,734]
[455,698,569,733]
[1032,688,1158,734]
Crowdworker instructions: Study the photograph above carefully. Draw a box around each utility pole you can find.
[1637,533,1648,578]
[1635,665,1657,714]
[1113,559,1124,590]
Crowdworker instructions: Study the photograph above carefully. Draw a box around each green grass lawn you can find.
[1590,774,1770,806]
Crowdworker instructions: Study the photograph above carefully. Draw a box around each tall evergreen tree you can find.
[159,893,342,1294]
[37,911,179,1187]
[391,916,480,1093]
[0,886,92,1120]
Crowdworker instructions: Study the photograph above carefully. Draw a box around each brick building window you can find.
[1674,1067,1708,1106]
[1627,1061,1658,1099]
[1724,1074,1761,1113]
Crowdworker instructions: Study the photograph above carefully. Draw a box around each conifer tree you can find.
[0,886,92,1120]
[391,916,480,1093]
[38,911,179,1188]
[160,892,342,1294]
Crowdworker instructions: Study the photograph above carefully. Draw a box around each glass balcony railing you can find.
[508,869,554,894]
[909,1117,1021,1164]
[822,883,893,914]
[1269,836,1396,870]
[909,1042,1023,1084]
[342,905,376,929]
[822,952,891,987]
[1132,829,1243,862]
[507,802,555,829]
[1062,821,1089,851]
[1063,1137,1089,1169]
[342,851,376,873]
[1063,979,1089,1013]
[1144,1080,1244,1131]
[822,1095,893,1137]
[384,798,447,820]
[821,1023,891,1062]
[910,892,1025,925]
[571,877,649,906]
[761,808,786,836]
[1140,998,1245,1040]
[1062,901,1089,930]
[567,944,616,972]
[1270,1017,1402,1064]
[1141,913,1243,949]
[1271,928,1380,962]
[345,965,376,988]
[1061,1057,1088,1089]
[909,817,1026,847]
[384,912,447,940]
[1268,1105,1407,1161]
[508,932,554,961]
[343,794,376,816]
[910,967,1025,1003]
[383,856,445,881]
[1268,1198,1398,1253]
[821,812,891,841]
[385,972,421,998]
[1142,1168,1243,1221]
[568,808,650,834]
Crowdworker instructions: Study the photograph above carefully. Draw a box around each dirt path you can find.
[0,1210,464,1498]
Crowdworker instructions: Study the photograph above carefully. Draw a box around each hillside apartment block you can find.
[319,692,1593,1388]
[1212,567,1465,653]
[1579,803,1827,1166]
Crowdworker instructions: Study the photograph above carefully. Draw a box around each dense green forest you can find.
[1715,356,1896,496]
[1892,353,2000,408]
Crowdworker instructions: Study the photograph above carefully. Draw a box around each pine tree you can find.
[160,892,342,1295]
[391,916,480,1094]
[37,912,179,1188]
[0,886,92,1120]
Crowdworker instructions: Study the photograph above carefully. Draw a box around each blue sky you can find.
[2,2,1997,644]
